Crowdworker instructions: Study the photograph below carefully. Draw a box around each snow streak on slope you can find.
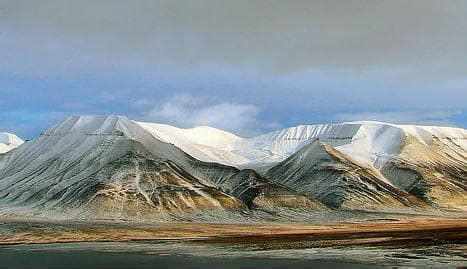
[0,132,24,154]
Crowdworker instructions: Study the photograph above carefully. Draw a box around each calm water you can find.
[0,241,465,268]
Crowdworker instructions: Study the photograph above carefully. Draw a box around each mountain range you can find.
[0,115,465,221]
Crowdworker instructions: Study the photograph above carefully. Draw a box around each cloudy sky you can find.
[1,0,466,138]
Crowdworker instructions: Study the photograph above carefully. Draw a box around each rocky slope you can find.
[265,139,426,210]
[380,134,466,210]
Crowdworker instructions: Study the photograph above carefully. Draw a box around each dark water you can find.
[0,248,375,269]
[0,242,465,269]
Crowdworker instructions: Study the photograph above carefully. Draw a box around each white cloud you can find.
[142,93,261,136]
[333,110,462,127]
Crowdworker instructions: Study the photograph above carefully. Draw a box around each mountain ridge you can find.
[0,115,465,220]
[135,119,466,168]
[0,115,325,220]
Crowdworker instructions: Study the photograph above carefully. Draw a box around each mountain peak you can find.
[0,132,24,145]
[0,132,24,154]
[49,114,127,127]
[43,115,138,137]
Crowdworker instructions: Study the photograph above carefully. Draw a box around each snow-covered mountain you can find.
[265,139,426,210]
[0,116,322,220]
[252,121,466,210]
[136,122,252,166]
[136,120,466,210]
[0,116,465,220]
[249,121,466,167]
[135,121,466,169]
[0,132,24,154]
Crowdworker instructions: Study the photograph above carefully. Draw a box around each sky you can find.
[1,0,466,139]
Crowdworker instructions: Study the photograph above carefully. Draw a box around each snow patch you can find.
[0,132,24,154]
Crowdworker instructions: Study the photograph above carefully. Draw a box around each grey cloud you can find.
[1,0,467,80]
[0,0,465,137]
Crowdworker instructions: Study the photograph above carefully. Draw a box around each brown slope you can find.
[265,139,427,211]
[380,135,467,210]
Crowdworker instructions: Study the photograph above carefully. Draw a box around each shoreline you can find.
[1,215,466,248]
